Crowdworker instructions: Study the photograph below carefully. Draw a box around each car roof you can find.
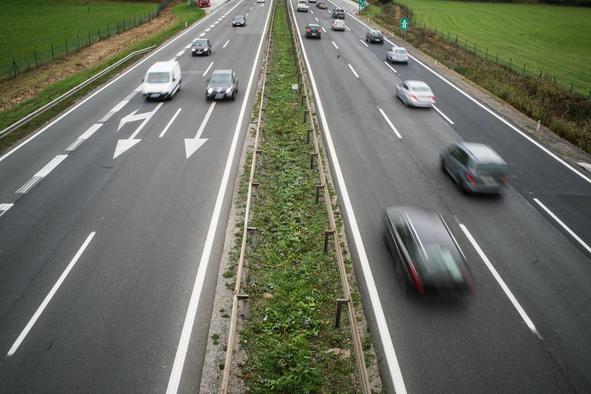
[212,69,233,75]
[148,61,177,72]
[406,80,430,89]
[460,143,506,164]
[193,38,208,43]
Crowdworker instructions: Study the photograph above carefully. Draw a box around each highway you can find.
[289,0,591,393]
[0,0,272,392]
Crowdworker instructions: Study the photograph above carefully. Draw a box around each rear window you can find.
[423,244,462,281]
[473,162,507,175]
[411,85,430,92]
[147,72,169,83]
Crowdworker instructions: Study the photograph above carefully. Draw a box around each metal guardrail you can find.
[0,45,156,140]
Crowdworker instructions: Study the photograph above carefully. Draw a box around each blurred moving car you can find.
[191,38,211,56]
[316,0,327,9]
[256,0,265,3]
[305,23,322,39]
[384,206,474,295]
[365,29,384,44]
[386,46,409,63]
[297,0,309,12]
[331,19,346,31]
[332,8,345,19]
[142,60,181,100]
[396,80,436,107]
[232,15,246,27]
[206,69,238,101]
[441,142,509,194]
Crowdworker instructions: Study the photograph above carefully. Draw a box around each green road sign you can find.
[358,0,366,10]
[400,18,410,30]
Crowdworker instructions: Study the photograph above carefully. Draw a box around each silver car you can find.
[440,142,509,194]
[396,80,435,107]
[331,19,346,31]
[386,46,409,63]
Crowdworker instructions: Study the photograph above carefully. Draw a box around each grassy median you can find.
[237,0,362,392]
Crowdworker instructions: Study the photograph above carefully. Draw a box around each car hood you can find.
[208,82,232,89]
[143,81,172,93]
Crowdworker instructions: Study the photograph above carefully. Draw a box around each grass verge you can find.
[363,2,591,154]
[237,0,361,391]
[0,3,204,154]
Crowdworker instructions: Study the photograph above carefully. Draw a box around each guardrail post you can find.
[315,184,323,203]
[324,229,335,254]
[304,109,309,123]
[306,129,312,144]
[301,94,305,106]
[334,298,348,328]
[310,152,317,169]
[536,120,541,132]
[51,44,55,61]
[237,294,250,320]
[11,57,18,77]
[247,227,257,249]
[252,182,259,197]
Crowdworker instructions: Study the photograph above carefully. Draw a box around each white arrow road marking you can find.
[114,103,163,159]
[378,107,402,139]
[0,203,14,218]
[223,40,230,48]
[202,61,214,77]
[184,102,215,158]
[7,232,96,356]
[433,105,454,125]
[16,155,68,194]
[159,108,182,138]
[348,63,359,78]
[66,123,103,152]
[331,41,339,50]
[384,61,397,73]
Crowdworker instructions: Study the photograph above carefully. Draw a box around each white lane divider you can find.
[383,61,397,74]
[223,40,230,48]
[134,83,143,92]
[7,231,96,356]
[16,155,68,194]
[321,26,326,33]
[534,198,591,254]
[315,16,319,22]
[66,123,103,152]
[159,108,182,138]
[205,28,211,32]
[378,108,402,139]
[202,61,214,77]
[199,32,206,37]
[99,99,130,123]
[176,49,185,57]
[310,9,314,14]
[459,224,540,337]
[185,44,192,49]
[210,24,215,28]
[345,25,351,31]
[0,203,14,218]
[360,39,368,47]
[433,104,454,125]
[288,1,407,392]
[166,2,274,392]
[331,40,339,50]
[348,63,359,78]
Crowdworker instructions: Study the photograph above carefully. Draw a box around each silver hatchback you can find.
[396,80,435,107]
[440,142,509,194]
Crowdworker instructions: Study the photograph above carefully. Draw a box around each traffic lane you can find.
[0,0,245,204]
[295,21,574,393]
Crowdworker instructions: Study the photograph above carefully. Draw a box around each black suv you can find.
[191,38,211,56]
[332,8,345,19]
[232,15,246,27]
[366,29,383,44]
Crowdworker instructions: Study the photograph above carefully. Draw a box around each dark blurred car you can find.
[316,0,327,8]
[191,38,211,56]
[305,23,321,39]
[366,29,383,44]
[232,15,246,27]
[384,206,474,295]
[206,69,238,101]
[332,8,345,19]
[441,142,509,194]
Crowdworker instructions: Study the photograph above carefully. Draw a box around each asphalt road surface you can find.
[0,0,273,392]
[290,0,591,393]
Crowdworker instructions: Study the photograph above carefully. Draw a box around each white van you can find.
[296,0,309,12]
[142,61,181,100]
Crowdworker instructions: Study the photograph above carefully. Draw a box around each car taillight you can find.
[465,171,477,185]
[410,95,417,101]
[430,96,436,101]
[500,175,509,186]
[306,28,311,32]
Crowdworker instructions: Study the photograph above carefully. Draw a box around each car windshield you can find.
[234,16,244,20]
[211,73,232,84]
[146,72,169,83]
[371,31,382,37]
[395,49,407,54]
[193,39,207,46]
[423,244,463,281]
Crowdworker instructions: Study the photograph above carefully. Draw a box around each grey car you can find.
[396,80,435,107]
[440,142,509,194]
[206,69,238,101]
[365,29,383,44]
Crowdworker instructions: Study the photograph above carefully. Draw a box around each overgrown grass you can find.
[0,0,158,78]
[239,1,359,392]
[364,2,591,154]
[0,3,204,153]
[392,0,591,94]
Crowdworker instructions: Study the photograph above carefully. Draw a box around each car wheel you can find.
[231,91,236,101]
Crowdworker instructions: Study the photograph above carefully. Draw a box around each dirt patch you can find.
[0,2,178,113]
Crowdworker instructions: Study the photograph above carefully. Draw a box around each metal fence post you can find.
[509,58,512,69]
[65,37,68,55]
[522,64,526,76]
[51,43,55,61]
[77,33,80,50]
[495,52,498,63]
[88,31,91,45]
[485,48,488,60]
[12,57,18,77]
[34,50,38,68]
[334,299,348,328]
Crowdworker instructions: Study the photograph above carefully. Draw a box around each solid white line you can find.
[202,61,214,77]
[165,2,274,393]
[210,24,215,28]
[0,203,14,218]
[383,61,397,73]
[378,108,402,139]
[340,7,591,185]
[159,108,182,138]
[459,224,540,337]
[433,104,454,125]
[533,198,591,254]
[223,40,230,48]
[321,26,326,33]
[0,1,238,165]
[7,231,96,356]
[331,40,339,50]
[360,39,368,47]
[288,1,407,392]
[348,63,359,78]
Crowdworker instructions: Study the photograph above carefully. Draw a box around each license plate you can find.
[215,93,225,100]
[482,176,497,185]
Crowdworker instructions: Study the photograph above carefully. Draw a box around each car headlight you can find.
[207,88,213,94]
[225,87,233,94]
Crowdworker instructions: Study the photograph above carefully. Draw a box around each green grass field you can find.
[0,0,156,76]
[394,0,591,94]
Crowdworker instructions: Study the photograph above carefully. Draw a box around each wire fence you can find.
[1,0,173,80]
